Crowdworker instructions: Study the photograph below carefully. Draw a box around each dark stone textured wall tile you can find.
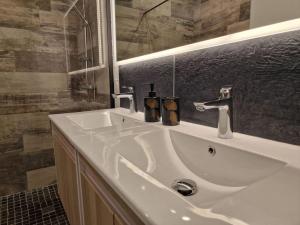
[119,56,174,111]
[119,30,300,145]
[175,30,300,145]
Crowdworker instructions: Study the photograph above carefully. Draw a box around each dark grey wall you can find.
[119,30,300,145]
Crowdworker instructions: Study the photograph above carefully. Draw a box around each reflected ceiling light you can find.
[182,216,191,221]
[170,209,176,214]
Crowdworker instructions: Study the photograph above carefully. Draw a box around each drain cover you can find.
[172,179,197,196]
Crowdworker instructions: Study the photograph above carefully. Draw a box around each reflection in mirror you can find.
[115,0,300,61]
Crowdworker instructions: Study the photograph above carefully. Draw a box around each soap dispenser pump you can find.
[144,83,161,122]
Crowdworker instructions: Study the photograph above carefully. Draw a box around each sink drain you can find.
[172,179,197,196]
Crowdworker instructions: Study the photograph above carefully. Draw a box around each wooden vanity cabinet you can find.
[114,215,127,225]
[79,156,143,225]
[80,167,114,225]
[53,130,80,225]
[52,125,144,225]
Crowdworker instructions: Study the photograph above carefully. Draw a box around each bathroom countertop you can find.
[49,108,300,225]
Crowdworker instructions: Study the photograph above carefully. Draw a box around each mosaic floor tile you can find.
[0,184,69,225]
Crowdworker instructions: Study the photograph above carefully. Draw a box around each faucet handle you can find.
[220,85,232,99]
[194,102,222,112]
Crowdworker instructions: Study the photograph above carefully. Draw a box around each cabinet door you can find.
[114,214,125,225]
[53,136,80,225]
[81,173,114,225]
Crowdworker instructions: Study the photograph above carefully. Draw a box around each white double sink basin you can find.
[50,108,300,225]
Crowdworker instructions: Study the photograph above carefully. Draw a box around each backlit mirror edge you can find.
[117,18,300,66]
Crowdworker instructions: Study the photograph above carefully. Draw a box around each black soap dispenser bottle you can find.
[144,83,161,122]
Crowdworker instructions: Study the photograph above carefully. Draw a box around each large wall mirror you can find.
[115,0,300,61]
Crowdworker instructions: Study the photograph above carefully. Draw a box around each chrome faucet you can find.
[194,86,233,139]
[112,86,137,113]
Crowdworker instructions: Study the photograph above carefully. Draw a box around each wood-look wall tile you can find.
[36,0,51,11]
[0,0,38,9]
[171,0,194,20]
[26,166,56,191]
[51,0,70,13]
[0,152,26,196]
[0,27,66,54]
[15,51,66,73]
[0,112,51,154]
[0,72,67,93]
[0,139,23,154]
[240,0,251,22]
[23,149,55,172]
[116,0,133,7]
[227,20,250,34]
[0,0,108,196]
[23,132,53,153]
[0,51,16,72]
[39,10,65,34]
[0,93,58,105]
[116,0,251,60]
[0,93,108,116]
[0,5,40,30]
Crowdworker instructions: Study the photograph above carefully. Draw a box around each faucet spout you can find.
[112,86,137,113]
[193,86,233,139]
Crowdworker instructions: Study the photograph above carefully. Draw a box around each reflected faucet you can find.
[112,86,137,113]
[194,86,233,139]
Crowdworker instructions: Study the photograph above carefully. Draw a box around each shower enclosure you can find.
[64,0,106,101]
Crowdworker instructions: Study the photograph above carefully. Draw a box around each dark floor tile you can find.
[0,184,69,225]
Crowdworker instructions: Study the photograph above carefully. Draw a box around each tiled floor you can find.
[0,184,69,225]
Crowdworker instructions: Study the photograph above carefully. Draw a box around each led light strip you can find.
[118,18,300,66]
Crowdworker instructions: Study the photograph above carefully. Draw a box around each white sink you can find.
[99,126,287,208]
[66,110,141,130]
[170,130,286,187]
[49,108,300,225]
